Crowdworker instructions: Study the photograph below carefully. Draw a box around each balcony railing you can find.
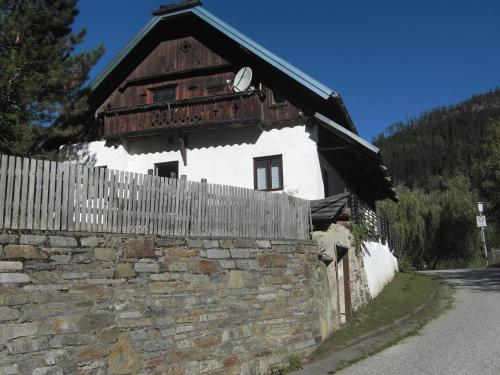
[100,90,261,138]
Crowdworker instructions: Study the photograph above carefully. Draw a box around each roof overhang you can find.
[314,112,397,203]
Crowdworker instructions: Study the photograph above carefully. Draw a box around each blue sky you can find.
[73,0,500,140]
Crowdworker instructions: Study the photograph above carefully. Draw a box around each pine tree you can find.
[0,0,104,156]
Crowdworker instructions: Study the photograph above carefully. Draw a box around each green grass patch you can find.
[312,272,441,360]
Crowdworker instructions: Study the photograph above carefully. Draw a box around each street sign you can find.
[476,215,487,228]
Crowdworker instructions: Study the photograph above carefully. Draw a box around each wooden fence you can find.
[0,154,311,240]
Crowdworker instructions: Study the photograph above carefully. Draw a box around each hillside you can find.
[373,88,500,188]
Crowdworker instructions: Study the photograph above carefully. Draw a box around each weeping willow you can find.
[378,175,480,269]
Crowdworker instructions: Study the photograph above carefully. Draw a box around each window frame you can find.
[149,84,178,104]
[253,154,284,192]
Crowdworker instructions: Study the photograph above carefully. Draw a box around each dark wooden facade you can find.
[97,36,302,139]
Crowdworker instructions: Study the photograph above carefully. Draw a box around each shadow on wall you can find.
[425,269,500,293]
[123,124,316,155]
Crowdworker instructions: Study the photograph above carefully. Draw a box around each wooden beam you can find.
[179,134,188,167]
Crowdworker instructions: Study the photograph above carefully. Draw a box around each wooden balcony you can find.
[100,90,262,138]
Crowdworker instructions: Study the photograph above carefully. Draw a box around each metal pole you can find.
[478,202,488,266]
[481,227,488,266]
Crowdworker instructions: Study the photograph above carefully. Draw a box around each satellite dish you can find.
[233,67,252,92]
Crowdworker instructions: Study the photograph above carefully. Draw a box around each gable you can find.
[89,6,356,132]
[127,37,229,81]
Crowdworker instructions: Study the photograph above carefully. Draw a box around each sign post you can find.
[477,202,488,265]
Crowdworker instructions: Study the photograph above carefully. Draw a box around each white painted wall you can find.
[362,241,399,298]
[87,124,342,200]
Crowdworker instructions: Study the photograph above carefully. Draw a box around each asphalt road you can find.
[337,268,500,375]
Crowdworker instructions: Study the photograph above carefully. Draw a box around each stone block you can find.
[0,234,17,244]
[38,317,79,335]
[49,236,78,247]
[100,328,120,344]
[62,334,93,346]
[206,249,230,259]
[256,240,272,249]
[124,239,155,258]
[157,238,185,248]
[202,239,220,249]
[80,236,105,247]
[7,336,50,355]
[115,263,136,278]
[4,245,46,259]
[227,271,245,289]
[186,238,203,248]
[200,359,223,373]
[78,312,113,332]
[219,239,234,249]
[219,260,236,269]
[234,259,250,270]
[0,273,30,283]
[0,261,23,271]
[19,234,47,245]
[72,252,95,264]
[191,260,218,274]
[258,254,287,268]
[94,248,116,261]
[165,248,199,257]
[32,367,63,375]
[134,262,160,273]
[223,356,241,368]
[0,364,18,375]
[0,322,39,344]
[168,261,189,272]
[0,306,19,321]
[230,249,249,259]
[294,338,316,350]
[72,344,108,361]
[234,239,256,248]
[108,336,140,375]
[119,311,143,319]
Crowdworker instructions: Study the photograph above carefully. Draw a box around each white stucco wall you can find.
[362,241,399,298]
[87,124,337,200]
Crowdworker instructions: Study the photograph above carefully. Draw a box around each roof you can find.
[90,4,338,101]
[314,113,379,154]
[311,192,350,222]
[314,112,397,202]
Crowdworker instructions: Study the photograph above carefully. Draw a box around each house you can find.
[77,0,395,207]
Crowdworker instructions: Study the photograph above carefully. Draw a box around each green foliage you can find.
[375,89,500,261]
[378,175,480,269]
[473,119,500,221]
[351,221,370,255]
[268,356,302,375]
[0,0,104,157]
[373,89,500,189]
[398,257,413,272]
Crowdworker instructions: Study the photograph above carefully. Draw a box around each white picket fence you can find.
[0,154,311,240]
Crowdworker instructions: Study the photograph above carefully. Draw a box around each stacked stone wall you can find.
[0,231,324,375]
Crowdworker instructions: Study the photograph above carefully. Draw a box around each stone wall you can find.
[313,224,371,329]
[0,231,327,375]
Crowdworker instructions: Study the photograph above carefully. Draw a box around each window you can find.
[151,86,177,103]
[155,161,179,179]
[254,155,283,191]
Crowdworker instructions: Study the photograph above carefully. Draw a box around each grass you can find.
[312,272,445,360]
